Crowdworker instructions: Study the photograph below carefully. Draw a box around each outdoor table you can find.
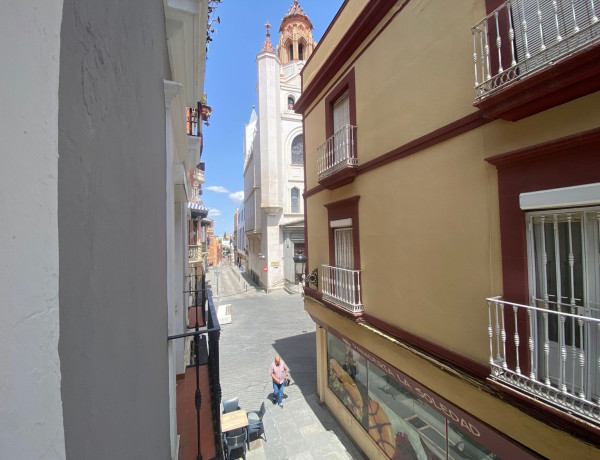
[220,409,248,433]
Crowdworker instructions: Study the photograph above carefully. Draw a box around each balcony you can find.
[486,296,600,424]
[317,124,358,190]
[189,244,202,263]
[472,0,600,121]
[321,265,363,314]
[186,106,200,136]
[193,168,205,184]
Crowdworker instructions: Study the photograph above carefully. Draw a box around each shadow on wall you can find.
[272,330,317,397]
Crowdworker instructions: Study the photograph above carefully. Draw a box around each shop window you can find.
[326,331,527,459]
[327,332,368,429]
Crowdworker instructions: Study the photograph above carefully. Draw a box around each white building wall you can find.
[0,1,66,458]
[243,41,305,291]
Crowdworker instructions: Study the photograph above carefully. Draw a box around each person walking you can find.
[269,355,289,408]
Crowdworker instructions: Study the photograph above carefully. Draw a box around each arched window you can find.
[298,43,304,61]
[287,96,295,110]
[291,188,300,213]
[291,134,303,165]
[288,44,294,61]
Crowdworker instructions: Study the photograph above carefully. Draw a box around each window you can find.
[291,134,303,165]
[288,43,294,61]
[291,188,300,214]
[319,69,358,188]
[527,207,600,397]
[333,90,350,135]
[334,228,353,269]
[287,96,295,110]
[298,43,304,61]
[326,331,522,459]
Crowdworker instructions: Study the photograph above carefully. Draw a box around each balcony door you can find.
[334,227,355,303]
[527,207,600,400]
[331,91,350,167]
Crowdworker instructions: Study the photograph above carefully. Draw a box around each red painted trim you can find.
[325,196,361,269]
[475,41,600,121]
[309,296,598,449]
[295,0,403,114]
[176,373,186,382]
[488,129,600,406]
[319,167,358,190]
[358,111,489,174]
[304,111,489,197]
[362,313,490,380]
[324,69,356,139]
[304,183,325,198]
[488,380,600,448]
[300,0,350,71]
[485,126,600,168]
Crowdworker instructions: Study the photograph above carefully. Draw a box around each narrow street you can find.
[206,261,366,460]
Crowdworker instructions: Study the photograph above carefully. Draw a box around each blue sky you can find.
[201,0,345,236]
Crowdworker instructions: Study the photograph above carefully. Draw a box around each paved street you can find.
[206,261,366,460]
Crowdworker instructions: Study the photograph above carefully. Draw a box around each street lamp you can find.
[293,253,307,293]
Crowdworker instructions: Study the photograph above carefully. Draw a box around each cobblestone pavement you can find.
[207,261,366,460]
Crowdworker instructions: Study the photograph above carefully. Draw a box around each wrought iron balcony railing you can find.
[186,106,200,136]
[321,264,363,314]
[472,0,600,98]
[317,124,357,181]
[486,296,600,424]
[169,269,223,459]
[189,244,202,262]
[193,168,205,184]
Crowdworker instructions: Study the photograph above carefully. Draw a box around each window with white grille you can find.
[527,207,600,398]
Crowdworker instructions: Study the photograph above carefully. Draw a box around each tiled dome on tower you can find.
[277,0,316,64]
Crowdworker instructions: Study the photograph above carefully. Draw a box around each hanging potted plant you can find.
[200,95,212,125]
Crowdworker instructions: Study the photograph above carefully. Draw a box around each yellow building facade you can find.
[296,0,600,458]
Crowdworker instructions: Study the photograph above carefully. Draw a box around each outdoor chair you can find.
[245,401,266,446]
[222,396,240,414]
[222,427,247,459]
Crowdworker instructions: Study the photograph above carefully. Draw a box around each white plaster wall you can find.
[257,52,283,209]
[0,1,66,458]
[57,0,171,457]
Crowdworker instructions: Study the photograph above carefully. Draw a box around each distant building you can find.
[296,0,600,459]
[243,0,314,291]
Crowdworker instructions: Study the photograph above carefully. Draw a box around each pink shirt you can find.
[269,360,288,382]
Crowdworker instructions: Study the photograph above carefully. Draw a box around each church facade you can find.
[243,1,315,291]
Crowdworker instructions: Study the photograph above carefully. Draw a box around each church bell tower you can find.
[277,0,316,64]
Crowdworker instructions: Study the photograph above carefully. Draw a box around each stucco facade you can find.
[297,0,600,458]
[1,0,210,458]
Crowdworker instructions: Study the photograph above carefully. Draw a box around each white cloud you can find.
[205,185,229,193]
[209,208,222,217]
[229,191,244,203]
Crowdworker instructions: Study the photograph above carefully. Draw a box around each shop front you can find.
[306,301,540,460]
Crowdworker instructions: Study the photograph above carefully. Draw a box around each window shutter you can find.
[333,90,350,134]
